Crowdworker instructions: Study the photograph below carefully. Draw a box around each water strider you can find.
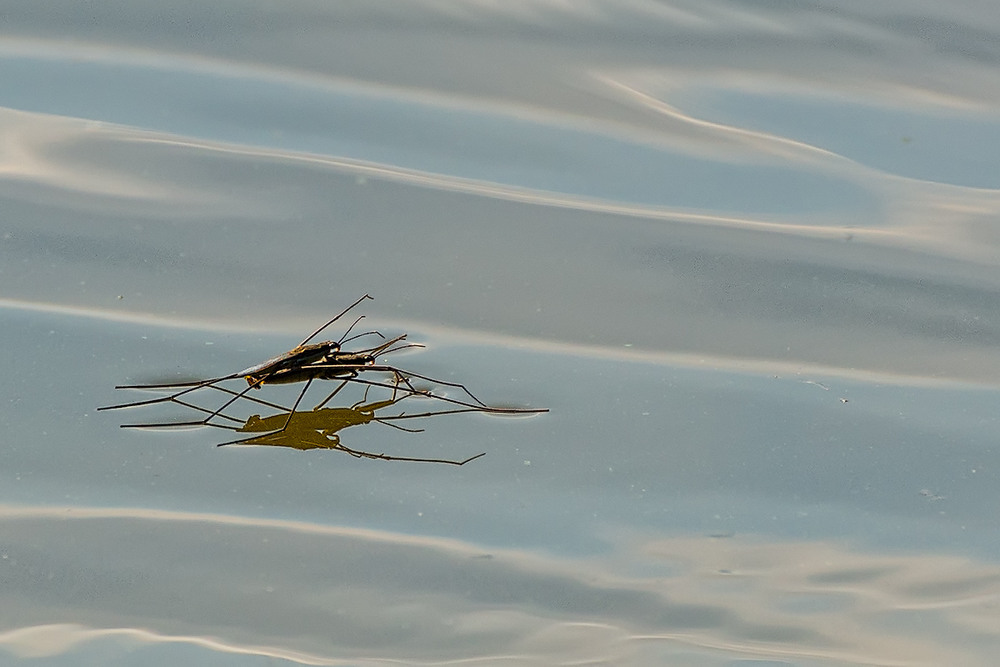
[100,295,547,460]
[99,294,378,416]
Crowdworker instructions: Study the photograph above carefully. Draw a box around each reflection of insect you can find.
[99,295,547,452]
[219,392,487,465]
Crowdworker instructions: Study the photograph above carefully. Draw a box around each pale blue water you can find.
[2,1,1000,664]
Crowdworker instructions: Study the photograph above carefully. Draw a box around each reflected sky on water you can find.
[2,1,1000,664]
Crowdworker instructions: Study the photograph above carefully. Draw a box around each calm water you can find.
[3,2,1000,664]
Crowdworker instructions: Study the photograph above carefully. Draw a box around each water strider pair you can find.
[99,295,546,465]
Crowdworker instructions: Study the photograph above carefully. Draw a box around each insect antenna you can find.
[298,294,373,347]
[337,313,387,347]
[379,341,425,355]
[340,328,385,346]
[347,333,417,357]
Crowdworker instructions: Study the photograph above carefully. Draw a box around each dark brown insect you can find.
[99,295,547,461]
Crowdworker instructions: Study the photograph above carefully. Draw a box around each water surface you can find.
[2,1,1000,664]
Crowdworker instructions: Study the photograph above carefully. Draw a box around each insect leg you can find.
[277,376,313,433]
[132,373,273,429]
[342,375,546,414]
[119,397,247,430]
[368,365,489,407]
[213,377,315,446]
[312,377,353,410]
[98,373,243,411]
[194,384,292,412]
[334,443,487,466]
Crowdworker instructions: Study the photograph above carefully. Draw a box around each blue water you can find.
[3,1,1000,664]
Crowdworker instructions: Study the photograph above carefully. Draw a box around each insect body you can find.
[240,340,343,385]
